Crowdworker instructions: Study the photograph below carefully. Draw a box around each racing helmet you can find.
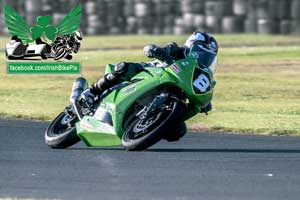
[184,32,218,71]
[75,31,83,41]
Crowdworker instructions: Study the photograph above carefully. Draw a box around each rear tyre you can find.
[122,99,185,151]
[162,123,187,142]
[45,112,80,149]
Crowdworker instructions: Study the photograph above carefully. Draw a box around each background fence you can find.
[1,0,300,35]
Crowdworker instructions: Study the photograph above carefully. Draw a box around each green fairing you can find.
[76,117,121,146]
[77,57,215,147]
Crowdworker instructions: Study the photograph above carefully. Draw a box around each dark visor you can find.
[188,45,216,67]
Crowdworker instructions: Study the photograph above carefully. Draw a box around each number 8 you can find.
[193,74,210,93]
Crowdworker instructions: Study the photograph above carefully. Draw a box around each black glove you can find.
[143,44,175,65]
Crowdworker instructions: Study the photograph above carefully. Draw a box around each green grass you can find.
[81,34,300,48]
[0,34,299,135]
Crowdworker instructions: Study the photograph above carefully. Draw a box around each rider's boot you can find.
[80,73,117,107]
[200,102,212,114]
[79,62,143,108]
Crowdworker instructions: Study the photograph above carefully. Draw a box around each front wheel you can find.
[122,99,185,151]
[45,111,80,149]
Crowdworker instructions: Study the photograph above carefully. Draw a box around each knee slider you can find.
[114,62,129,74]
[104,73,116,81]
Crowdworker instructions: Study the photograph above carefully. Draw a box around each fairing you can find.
[77,57,215,147]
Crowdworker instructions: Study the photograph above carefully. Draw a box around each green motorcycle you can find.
[45,45,217,151]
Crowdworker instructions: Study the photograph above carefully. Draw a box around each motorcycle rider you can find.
[80,31,218,140]
[50,31,83,60]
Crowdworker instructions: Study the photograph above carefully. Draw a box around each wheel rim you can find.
[55,48,67,60]
[132,112,162,138]
[51,113,75,136]
[61,114,72,125]
[125,101,174,141]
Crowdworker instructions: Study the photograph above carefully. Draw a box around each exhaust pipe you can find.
[69,77,88,104]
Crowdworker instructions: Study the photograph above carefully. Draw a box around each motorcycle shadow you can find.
[146,148,300,153]
[70,147,124,151]
[69,147,300,153]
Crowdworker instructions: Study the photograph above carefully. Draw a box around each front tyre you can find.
[122,99,185,151]
[45,112,80,149]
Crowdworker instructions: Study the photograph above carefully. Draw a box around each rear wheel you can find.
[122,99,185,151]
[162,123,187,142]
[45,110,80,149]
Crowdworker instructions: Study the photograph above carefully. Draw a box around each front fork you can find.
[61,105,78,128]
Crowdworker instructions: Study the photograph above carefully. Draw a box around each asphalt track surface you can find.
[1,119,300,200]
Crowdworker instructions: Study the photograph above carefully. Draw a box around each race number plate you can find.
[192,67,211,94]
